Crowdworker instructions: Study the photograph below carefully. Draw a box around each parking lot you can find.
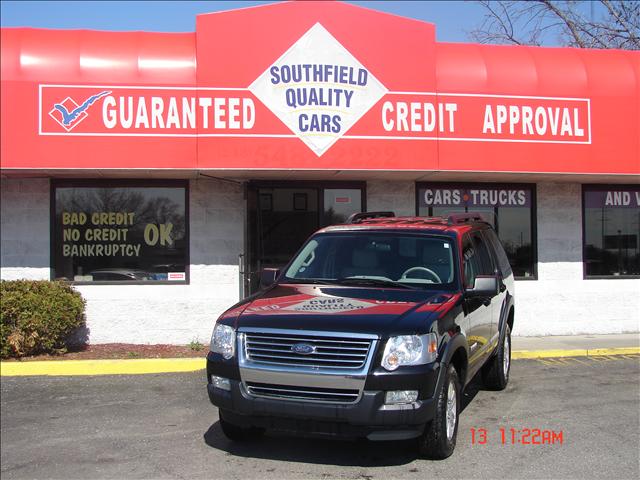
[2,355,639,480]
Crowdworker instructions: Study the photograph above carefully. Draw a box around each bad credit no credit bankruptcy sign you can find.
[38,23,591,156]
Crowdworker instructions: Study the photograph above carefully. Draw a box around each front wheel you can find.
[418,364,460,459]
[219,410,265,442]
[482,324,511,390]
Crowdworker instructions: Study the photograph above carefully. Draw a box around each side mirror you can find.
[465,275,499,298]
[259,268,280,289]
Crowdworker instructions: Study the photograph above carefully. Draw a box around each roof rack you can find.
[342,211,488,226]
[345,211,396,224]
[447,212,486,225]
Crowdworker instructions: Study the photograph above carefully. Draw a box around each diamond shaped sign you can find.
[249,22,388,156]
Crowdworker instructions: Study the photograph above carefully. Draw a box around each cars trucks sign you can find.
[420,185,532,208]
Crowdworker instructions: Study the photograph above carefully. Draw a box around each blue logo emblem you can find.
[49,91,111,131]
[291,343,315,355]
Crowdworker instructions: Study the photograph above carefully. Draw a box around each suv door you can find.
[483,227,514,347]
[462,231,498,377]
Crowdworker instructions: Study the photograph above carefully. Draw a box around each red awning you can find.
[1,1,638,175]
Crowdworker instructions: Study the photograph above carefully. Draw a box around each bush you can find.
[0,280,86,358]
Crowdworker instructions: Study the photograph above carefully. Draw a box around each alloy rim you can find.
[445,379,457,441]
[503,334,510,378]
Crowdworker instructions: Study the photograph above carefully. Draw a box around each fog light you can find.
[211,375,231,391]
[385,390,419,405]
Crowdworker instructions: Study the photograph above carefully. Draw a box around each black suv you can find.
[207,212,515,459]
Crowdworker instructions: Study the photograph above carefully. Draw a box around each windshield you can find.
[284,233,457,290]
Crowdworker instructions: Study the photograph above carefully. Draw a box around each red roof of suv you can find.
[319,216,479,235]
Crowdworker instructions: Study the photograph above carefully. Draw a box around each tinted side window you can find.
[470,231,495,276]
[462,234,480,288]
[484,228,513,276]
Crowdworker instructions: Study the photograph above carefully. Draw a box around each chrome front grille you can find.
[238,328,378,404]
[245,382,360,404]
[243,331,373,369]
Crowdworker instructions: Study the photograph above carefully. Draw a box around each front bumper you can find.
[206,353,442,441]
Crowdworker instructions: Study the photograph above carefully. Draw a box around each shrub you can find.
[0,280,86,358]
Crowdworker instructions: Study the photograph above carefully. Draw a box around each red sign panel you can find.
[1,1,638,174]
[352,93,590,144]
[40,85,257,136]
[39,86,591,146]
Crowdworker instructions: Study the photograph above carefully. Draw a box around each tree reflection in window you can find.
[53,184,187,283]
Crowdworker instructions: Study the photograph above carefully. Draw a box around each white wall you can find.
[1,177,244,345]
[515,182,640,336]
[0,178,50,281]
[366,180,640,336]
[1,177,638,342]
[366,180,415,216]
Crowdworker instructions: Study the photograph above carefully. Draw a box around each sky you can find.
[0,1,490,43]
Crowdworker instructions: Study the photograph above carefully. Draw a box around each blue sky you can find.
[0,1,489,43]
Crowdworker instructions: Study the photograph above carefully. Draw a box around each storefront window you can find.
[583,185,640,278]
[323,188,363,225]
[417,182,536,279]
[52,181,188,283]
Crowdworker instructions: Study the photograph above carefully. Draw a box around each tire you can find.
[218,410,265,442]
[482,324,511,391]
[418,364,460,459]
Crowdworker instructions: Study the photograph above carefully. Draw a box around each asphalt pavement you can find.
[1,355,639,480]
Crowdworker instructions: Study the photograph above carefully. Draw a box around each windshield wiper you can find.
[333,277,417,289]
[283,278,333,285]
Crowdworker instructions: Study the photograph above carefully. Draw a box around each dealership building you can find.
[1,1,638,344]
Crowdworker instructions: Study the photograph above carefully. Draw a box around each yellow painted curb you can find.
[0,357,205,377]
[511,347,640,359]
[586,347,640,356]
[511,349,587,359]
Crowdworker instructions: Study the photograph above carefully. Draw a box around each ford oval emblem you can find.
[291,343,316,355]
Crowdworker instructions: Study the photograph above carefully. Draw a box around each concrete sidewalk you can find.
[511,333,640,359]
[512,333,639,351]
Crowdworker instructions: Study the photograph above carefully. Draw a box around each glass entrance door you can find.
[245,183,364,296]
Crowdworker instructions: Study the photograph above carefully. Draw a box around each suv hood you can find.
[228,283,455,336]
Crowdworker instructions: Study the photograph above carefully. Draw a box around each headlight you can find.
[381,333,438,371]
[210,324,236,359]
